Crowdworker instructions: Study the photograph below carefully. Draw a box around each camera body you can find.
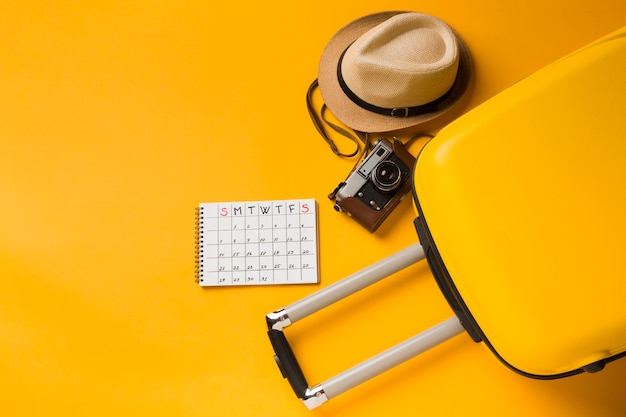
[330,138,416,232]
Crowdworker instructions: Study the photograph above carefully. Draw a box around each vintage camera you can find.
[329,138,416,232]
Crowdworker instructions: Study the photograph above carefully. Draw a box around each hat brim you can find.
[318,11,472,133]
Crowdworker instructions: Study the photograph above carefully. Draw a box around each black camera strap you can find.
[306,79,370,159]
[306,79,432,163]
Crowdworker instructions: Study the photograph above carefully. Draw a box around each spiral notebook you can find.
[195,199,319,286]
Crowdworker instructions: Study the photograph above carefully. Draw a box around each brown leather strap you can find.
[306,78,435,200]
[306,79,368,158]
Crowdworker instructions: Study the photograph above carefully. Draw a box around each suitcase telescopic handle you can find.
[266,243,465,409]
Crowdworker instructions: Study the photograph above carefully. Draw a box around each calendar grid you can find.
[195,199,319,286]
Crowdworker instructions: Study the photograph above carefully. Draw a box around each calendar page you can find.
[195,199,319,286]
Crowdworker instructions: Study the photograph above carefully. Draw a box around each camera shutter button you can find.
[369,200,382,210]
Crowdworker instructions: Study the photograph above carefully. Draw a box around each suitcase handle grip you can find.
[267,328,309,398]
[266,243,464,409]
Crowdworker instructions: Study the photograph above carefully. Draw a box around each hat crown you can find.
[341,13,459,109]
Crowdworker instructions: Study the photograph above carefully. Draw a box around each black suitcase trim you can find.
[412,210,483,343]
[411,186,598,379]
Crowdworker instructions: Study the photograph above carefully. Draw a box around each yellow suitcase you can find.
[413,26,626,378]
[266,26,626,408]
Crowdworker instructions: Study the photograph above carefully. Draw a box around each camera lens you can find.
[372,160,402,192]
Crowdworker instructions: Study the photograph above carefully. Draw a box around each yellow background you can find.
[1,1,624,416]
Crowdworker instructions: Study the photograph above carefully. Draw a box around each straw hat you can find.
[317,11,472,133]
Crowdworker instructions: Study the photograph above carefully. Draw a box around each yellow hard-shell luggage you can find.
[266,26,626,409]
[413,27,626,378]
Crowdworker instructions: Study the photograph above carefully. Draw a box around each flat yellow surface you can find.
[1,1,624,416]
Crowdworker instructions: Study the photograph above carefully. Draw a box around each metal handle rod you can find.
[321,316,464,401]
[285,243,425,323]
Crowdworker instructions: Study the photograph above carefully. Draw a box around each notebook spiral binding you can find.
[194,206,204,283]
